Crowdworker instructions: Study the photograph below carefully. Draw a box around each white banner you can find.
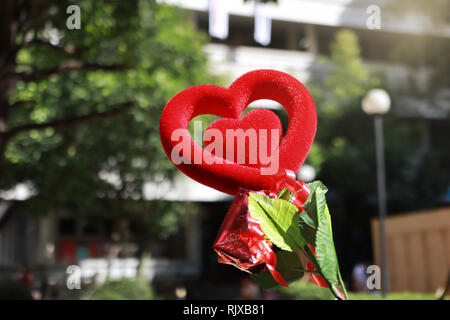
[209,0,229,40]
[254,2,272,46]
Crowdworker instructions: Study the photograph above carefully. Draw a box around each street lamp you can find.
[297,164,316,182]
[362,88,391,296]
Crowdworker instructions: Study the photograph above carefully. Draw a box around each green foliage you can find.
[303,29,448,269]
[89,278,155,300]
[303,183,338,285]
[188,114,221,147]
[348,291,441,300]
[0,279,33,300]
[275,281,334,300]
[301,182,347,298]
[383,1,450,92]
[277,188,291,201]
[6,1,211,192]
[248,193,304,252]
[248,182,347,299]
[251,250,304,290]
[326,30,371,102]
[2,2,215,246]
[308,29,379,121]
[274,281,443,300]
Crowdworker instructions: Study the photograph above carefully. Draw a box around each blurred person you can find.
[76,241,90,261]
[40,272,48,300]
[50,288,59,300]
[263,290,279,300]
[235,278,261,300]
[352,262,370,292]
[17,264,34,291]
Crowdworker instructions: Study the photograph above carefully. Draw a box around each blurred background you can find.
[0,0,448,300]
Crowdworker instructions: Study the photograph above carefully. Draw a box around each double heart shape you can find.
[159,69,317,195]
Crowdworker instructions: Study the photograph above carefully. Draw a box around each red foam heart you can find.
[204,109,282,168]
[159,69,317,195]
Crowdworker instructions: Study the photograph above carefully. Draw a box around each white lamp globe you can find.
[297,164,316,182]
[362,89,391,115]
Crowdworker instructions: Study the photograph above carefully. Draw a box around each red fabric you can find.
[159,69,317,195]
[205,109,282,168]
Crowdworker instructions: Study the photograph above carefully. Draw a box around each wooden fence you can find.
[371,206,450,293]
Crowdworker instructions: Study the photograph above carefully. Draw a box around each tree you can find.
[304,29,448,280]
[380,1,450,210]
[0,1,213,256]
[383,0,450,100]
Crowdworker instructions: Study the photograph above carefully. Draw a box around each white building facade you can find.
[162,0,449,118]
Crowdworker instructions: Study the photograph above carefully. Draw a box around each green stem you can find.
[302,245,345,300]
[337,266,349,300]
[293,268,319,274]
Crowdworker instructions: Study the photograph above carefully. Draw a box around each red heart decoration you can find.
[159,69,317,195]
[204,109,282,168]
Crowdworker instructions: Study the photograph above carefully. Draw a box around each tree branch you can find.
[4,101,133,140]
[22,39,81,56]
[8,100,34,110]
[14,61,127,82]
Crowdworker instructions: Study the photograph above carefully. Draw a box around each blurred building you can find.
[0,158,230,298]
[0,179,227,297]
[1,0,449,297]
[164,0,449,119]
[162,0,450,294]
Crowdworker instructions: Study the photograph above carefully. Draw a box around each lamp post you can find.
[362,88,391,296]
[297,164,316,182]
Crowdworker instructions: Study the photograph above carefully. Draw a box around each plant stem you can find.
[302,245,345,300]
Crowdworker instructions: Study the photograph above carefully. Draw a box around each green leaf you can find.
[277,187,291,201]
[315,203,339,286]
[298,181,322,247]
[303,181,327,210]
[303,181,346,297]
[248,193,304,252]
[251,250,304,290]
[298,210,316,246]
